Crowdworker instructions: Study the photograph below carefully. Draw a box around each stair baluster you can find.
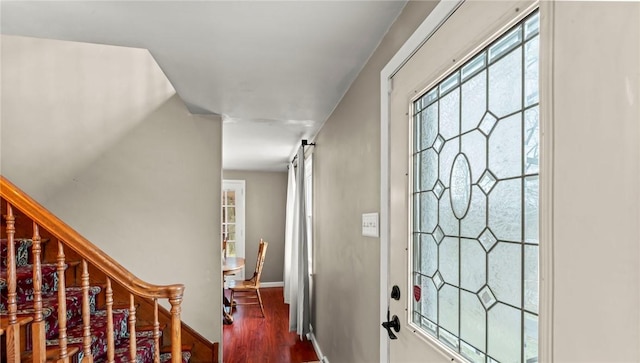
[5,204,21,363]
[153,299,161,363]
[106,277,115,363]
[129,294,137,361]
[81,259,94,363]
[31,223,47,362]
[56,240,70,362]
[169,296,183,363]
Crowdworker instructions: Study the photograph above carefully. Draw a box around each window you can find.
[411,11,539,363]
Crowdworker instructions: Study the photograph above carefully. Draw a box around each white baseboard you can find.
[261,281,284,288]
[307,325,328,363]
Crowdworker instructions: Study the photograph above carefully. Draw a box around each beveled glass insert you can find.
[488,25,522,63]
[433,180,445,199]
[433,134,445,153]
[488,242,522,308]
[524,245,539,313]
[439,196,459,236]
[439,237,459,284]
[422,316,437,335]
[461,341,486,363]
[433,226,445,244]
[460,291,486,351]
[478,170,497,194]
[524,312,538,363]
[420,149,438,191]
[450,154,472,219]
[478,228,498,251]
[478,112,498,136]
[488,47,523,118]
[422,276,438,322]
[461,131,486,183]
[462,53,486,81]
[488,179,522,242]
[525,36,540,107]
[439,138,459,188]
[433,271,445,290]
[410,11,538,362]
[525,106,540,174]
[488,303,522,363]
[489,113,523,179]
[440,89,461,139]
[439,328,460,350]
[461,71,487,133]
[461,238,486,292]
[420,192,438,233]
[525,176,539,243]
[440,71,460,95]
[439,285,459,336]
[422,103,439,150]
[525,12,540,40]
[413,273,422,316]
[460,186,486,239]
[478,286,497,309]
[421,234,438,277]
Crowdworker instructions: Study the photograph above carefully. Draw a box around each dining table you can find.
[222,257,245,324]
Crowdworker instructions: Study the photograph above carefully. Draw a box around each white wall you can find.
[1,35,222,342]
[312,2,438,362]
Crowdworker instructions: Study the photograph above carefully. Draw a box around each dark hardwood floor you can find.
[223,287,319,363]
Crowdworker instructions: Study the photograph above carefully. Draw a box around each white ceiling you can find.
[1,1,407,171]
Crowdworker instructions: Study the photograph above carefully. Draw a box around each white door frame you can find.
[379,1,553,361]
[223,179,246,280]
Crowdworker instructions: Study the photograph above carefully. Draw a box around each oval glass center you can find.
[450,153,472,219]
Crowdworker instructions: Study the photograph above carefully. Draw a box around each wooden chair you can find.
[229,239,268,317]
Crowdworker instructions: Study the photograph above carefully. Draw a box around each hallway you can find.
[223,287,319,363]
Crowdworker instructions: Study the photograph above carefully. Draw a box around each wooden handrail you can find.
[0,176,184,300]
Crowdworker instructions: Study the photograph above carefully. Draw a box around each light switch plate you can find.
[362,212,379,237]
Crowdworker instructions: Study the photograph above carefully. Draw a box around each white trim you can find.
[538,2,555,361]
[308,324,329,363]
[380,2,463,362]
[261,281,284,288]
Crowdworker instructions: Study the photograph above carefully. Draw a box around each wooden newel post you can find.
[169,295,183,363]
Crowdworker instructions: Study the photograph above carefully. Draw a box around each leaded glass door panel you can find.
[387,2,539,362]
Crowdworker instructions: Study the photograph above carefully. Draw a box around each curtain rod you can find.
[290,139,316,164]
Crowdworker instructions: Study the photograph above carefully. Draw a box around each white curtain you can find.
[283,147,311,338]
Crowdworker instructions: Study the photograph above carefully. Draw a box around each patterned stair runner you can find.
[0,239,190,362]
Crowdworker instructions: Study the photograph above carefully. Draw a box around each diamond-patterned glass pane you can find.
[434,180,445,199]
[478,170,497,194]
[478,286,497,309]
[479,112,497,136]
[411,11,538,362]
[478,228,497,251]
[433,271,444,290]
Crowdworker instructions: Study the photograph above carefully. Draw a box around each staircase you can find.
[0,177,217,363]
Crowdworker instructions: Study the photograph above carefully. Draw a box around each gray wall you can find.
[312,2,437,362]
[224,170,287,284]
[1,35,223,342]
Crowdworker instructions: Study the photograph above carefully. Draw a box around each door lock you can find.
[382,309,401,339]
[391,285,400,300]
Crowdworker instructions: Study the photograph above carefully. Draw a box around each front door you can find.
[385,1,540,362]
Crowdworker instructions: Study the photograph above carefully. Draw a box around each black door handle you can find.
[381,309,400,339]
